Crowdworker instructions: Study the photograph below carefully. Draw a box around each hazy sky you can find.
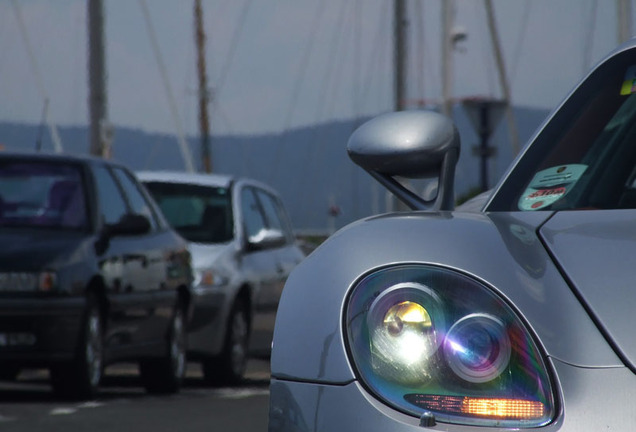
[0,0,627,137]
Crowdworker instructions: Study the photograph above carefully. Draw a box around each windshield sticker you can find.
[518,164,587,211]
[621,66,636,95]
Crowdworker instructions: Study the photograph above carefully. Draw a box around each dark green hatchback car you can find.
[0,152,192,399]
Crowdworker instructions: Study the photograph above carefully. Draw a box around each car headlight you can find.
[345,264,555,428]
[194,269,229,287]
[0,271,57,292]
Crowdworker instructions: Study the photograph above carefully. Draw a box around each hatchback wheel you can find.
[51,297,103,399]
[0,363,20,381]
[203,299,249,386]
[140,306,186,394]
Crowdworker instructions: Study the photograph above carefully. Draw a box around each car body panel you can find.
[540,209,636,372]
[269,359,636,432]
[271,211,621,384]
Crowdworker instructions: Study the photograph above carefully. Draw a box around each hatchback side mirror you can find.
[108,213,152,237]
[246,228,286,251]
[347,110,460,211]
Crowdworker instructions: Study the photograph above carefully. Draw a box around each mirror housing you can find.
[108,213,152,237]
[347,110,460,211]
[95,213,152,255]
[246,228,286,251]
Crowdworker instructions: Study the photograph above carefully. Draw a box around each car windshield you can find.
[144,181,233,243]
[488,48,636,212]
[0,160,88,230]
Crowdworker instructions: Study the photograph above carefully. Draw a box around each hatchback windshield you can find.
[489,49,636,212]
[0,160,87,229]
[144,181,233,243]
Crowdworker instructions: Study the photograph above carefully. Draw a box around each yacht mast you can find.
[194,0,212,173]
[394,0,407,112]
[484,0,520,155]
[617,0,633,43]
[88,0,110,157]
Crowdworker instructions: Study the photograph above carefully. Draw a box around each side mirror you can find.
[247,228,286,251]
[347,110,460,211]
[108,213,152,237]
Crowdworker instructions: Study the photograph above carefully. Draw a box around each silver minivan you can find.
[138,171,304,385]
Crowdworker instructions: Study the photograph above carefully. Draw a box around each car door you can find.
[93,164,173,352]
[253,188,302,289]
[239,186,282,353]
[108,167,177,343]
[244,187,304,353]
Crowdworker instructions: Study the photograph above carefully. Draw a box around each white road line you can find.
[50,407,77,415]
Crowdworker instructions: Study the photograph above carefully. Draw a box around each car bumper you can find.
[0,296,85,365]
[186,287,229,358]
[269,359,636,431]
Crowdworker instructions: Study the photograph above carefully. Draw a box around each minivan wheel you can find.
[203,299,249,386]
[51,297,103,399]
[140,306,186,394]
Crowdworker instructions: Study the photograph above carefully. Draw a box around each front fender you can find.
[271,211,621,384]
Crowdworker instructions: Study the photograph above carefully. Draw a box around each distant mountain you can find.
[0,105,549,232]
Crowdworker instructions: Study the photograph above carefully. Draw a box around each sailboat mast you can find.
[394,0,407,112]
[441,0,453,117]
[617,0,633,43]
[194,0,212,173]
[88,0,109,157]
[484,0,520,155]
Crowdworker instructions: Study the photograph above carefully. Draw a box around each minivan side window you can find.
[255,190,291,243]
[241,187,267,240]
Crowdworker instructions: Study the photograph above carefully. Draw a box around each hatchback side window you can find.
[241,187,267,240]
[92,166,128,225]
[255,190,291,243]
[112,168,159,231]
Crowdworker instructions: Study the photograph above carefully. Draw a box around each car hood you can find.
[187,241,233,269]
[540,210,636,372]
[0,228,89,271]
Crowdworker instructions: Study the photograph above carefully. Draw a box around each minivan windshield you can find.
[0,160,87,230]
[488,48,636,212]
[144,181,233,243]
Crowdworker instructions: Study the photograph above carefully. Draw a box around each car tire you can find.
[0,363,20,381]
[50,295,104,400]
[202,298,249,386]
[140,306,186,394]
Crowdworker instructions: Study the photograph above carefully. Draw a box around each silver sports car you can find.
[268,41,636,430]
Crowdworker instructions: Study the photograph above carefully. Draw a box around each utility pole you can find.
[194,0,212,173]
[88,0,112,158]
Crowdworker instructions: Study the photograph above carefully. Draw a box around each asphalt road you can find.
[0,359,271,431]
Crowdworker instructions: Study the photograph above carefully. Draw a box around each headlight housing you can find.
[0,271,57,292]
[345,264,555,428]
[194,268,229,287]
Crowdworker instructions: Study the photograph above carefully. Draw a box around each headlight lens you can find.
[195,269,229,287]
[345,265,555,428]
[0,271,57,292]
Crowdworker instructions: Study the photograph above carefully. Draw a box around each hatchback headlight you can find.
[345,265,555,428]
[0,271,57,292]
[194,269,229,287]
